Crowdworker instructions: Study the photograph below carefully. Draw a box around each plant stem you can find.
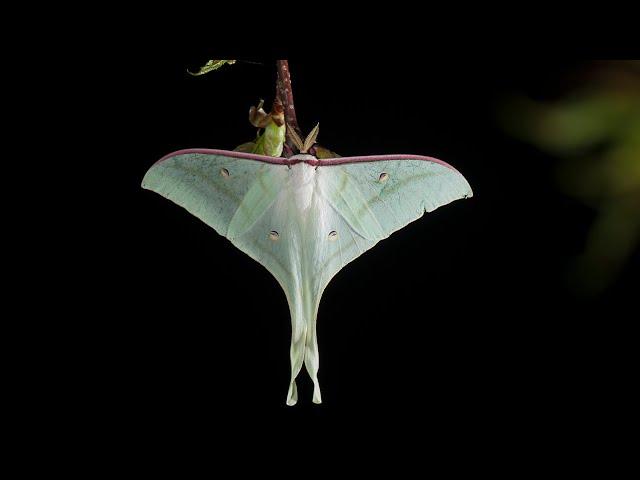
[276,60,300,156]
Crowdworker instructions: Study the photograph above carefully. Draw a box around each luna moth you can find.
[142,61,472,405]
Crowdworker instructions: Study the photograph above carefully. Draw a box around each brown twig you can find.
[275,60,301,156]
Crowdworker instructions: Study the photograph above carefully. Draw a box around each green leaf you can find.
[187,59,236,76]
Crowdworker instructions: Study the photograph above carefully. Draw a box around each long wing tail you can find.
[285,286,322,405]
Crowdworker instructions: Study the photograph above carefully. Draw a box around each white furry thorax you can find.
[289,156,318,213]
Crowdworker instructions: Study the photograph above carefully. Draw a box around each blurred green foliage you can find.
[499,61,640,295]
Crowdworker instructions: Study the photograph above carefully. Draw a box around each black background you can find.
[57,36,636,461]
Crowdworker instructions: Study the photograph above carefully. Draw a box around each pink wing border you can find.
[152,148,462,173]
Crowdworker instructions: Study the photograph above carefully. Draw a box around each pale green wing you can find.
[142,151,288,239]
[313,157,473,288]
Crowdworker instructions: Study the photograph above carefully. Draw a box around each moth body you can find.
[289,158,317,214]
